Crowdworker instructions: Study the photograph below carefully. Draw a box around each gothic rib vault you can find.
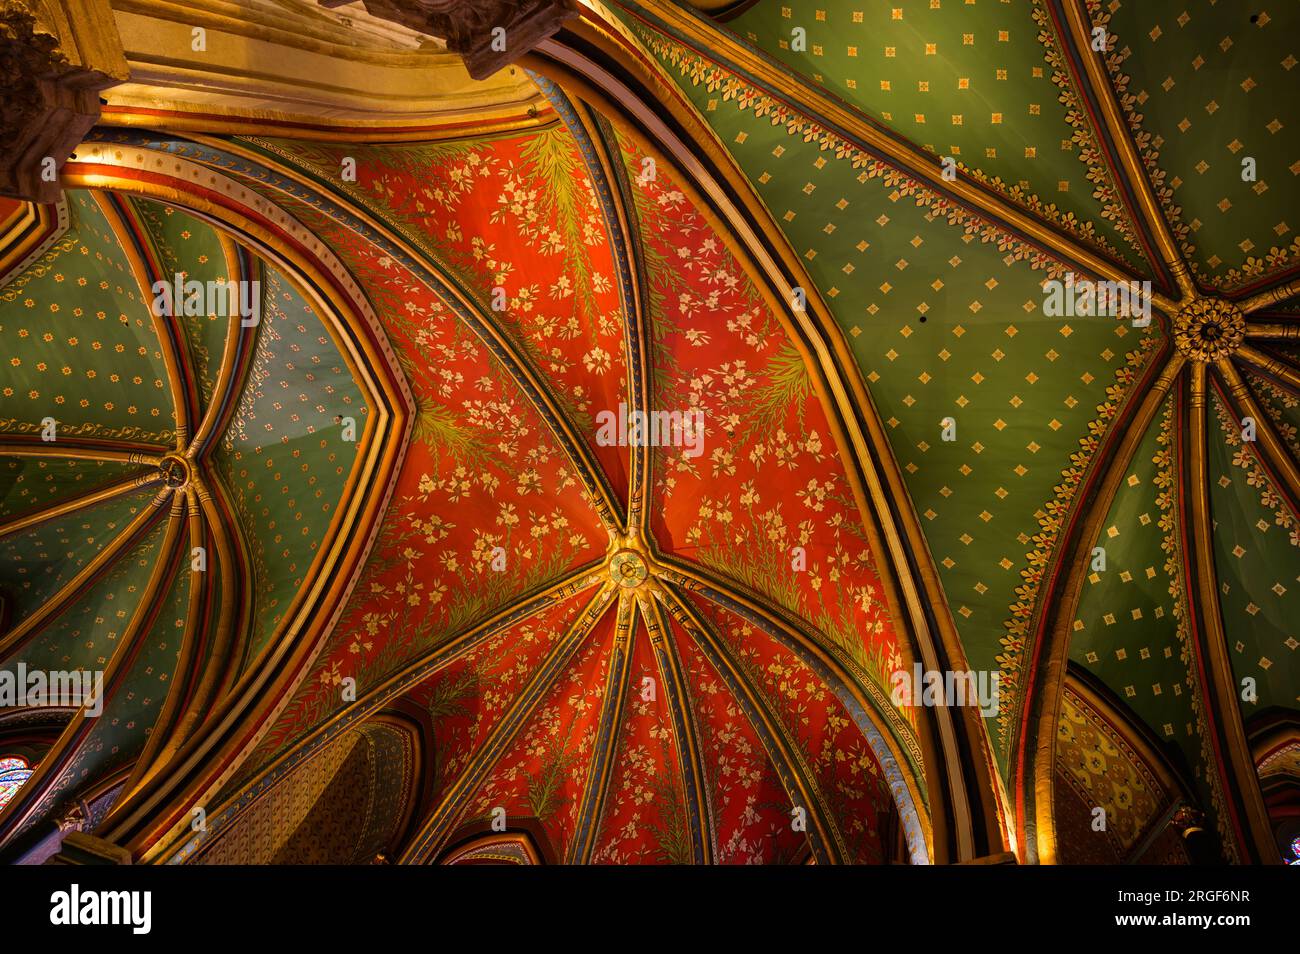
[0,0,1297,866]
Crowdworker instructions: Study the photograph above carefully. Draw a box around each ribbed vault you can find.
[115,84,931,866]
[1,0,1297,867]
[595,0,1300,863]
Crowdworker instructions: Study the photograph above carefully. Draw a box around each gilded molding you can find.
[1217,360,1300,516]
[1236,345,1300,396]
[108,0,550,135]
[0,470,163,541]
[1057,0,1192,300]
[90,189,193,448]
[567,101,654,534]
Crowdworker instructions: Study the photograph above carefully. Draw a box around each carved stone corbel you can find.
[0,0,127,203]
[323,0,579,80]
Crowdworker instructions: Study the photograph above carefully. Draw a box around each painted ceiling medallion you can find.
[607,549,649,589]
[157,455,191,490]
[1173,298,1247,363]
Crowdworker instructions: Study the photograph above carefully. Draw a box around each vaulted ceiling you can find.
[593,0,1300,864]
[156,105,927,865]
[1,0,1297,866]
[0,173,409,851]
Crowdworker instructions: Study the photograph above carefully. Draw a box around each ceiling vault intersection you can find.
[0,0,1295,870]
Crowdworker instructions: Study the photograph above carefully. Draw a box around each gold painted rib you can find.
[1057,0,1194,301]
[1236,345,1300,395]
[657,555,922,768]
[1217,360,1300,511]
[0,470,162,542]
[91,190,192,449]
[656,554,931,861]
[566,590,637,863]
[0,442,165,466]
[101,469,252,816]
[399,582,617,864]
[636,590,715,863]
[0,488,172,661]
[104,468,253,814]
[619,0,1176,312]
[1027,351,1183,865]
[575,104,654,533]
[1246,323,1300,341]
[101,106,555,143]
[1188,363,1279,862]
[182,469,248,719]
[1240,279,1300,315]
[659,582,845,864]
[187,234,254,455]
[117,487,210,797]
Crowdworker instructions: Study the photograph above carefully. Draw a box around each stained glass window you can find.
[1288,836,1300,866]
[0,756,33,812]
